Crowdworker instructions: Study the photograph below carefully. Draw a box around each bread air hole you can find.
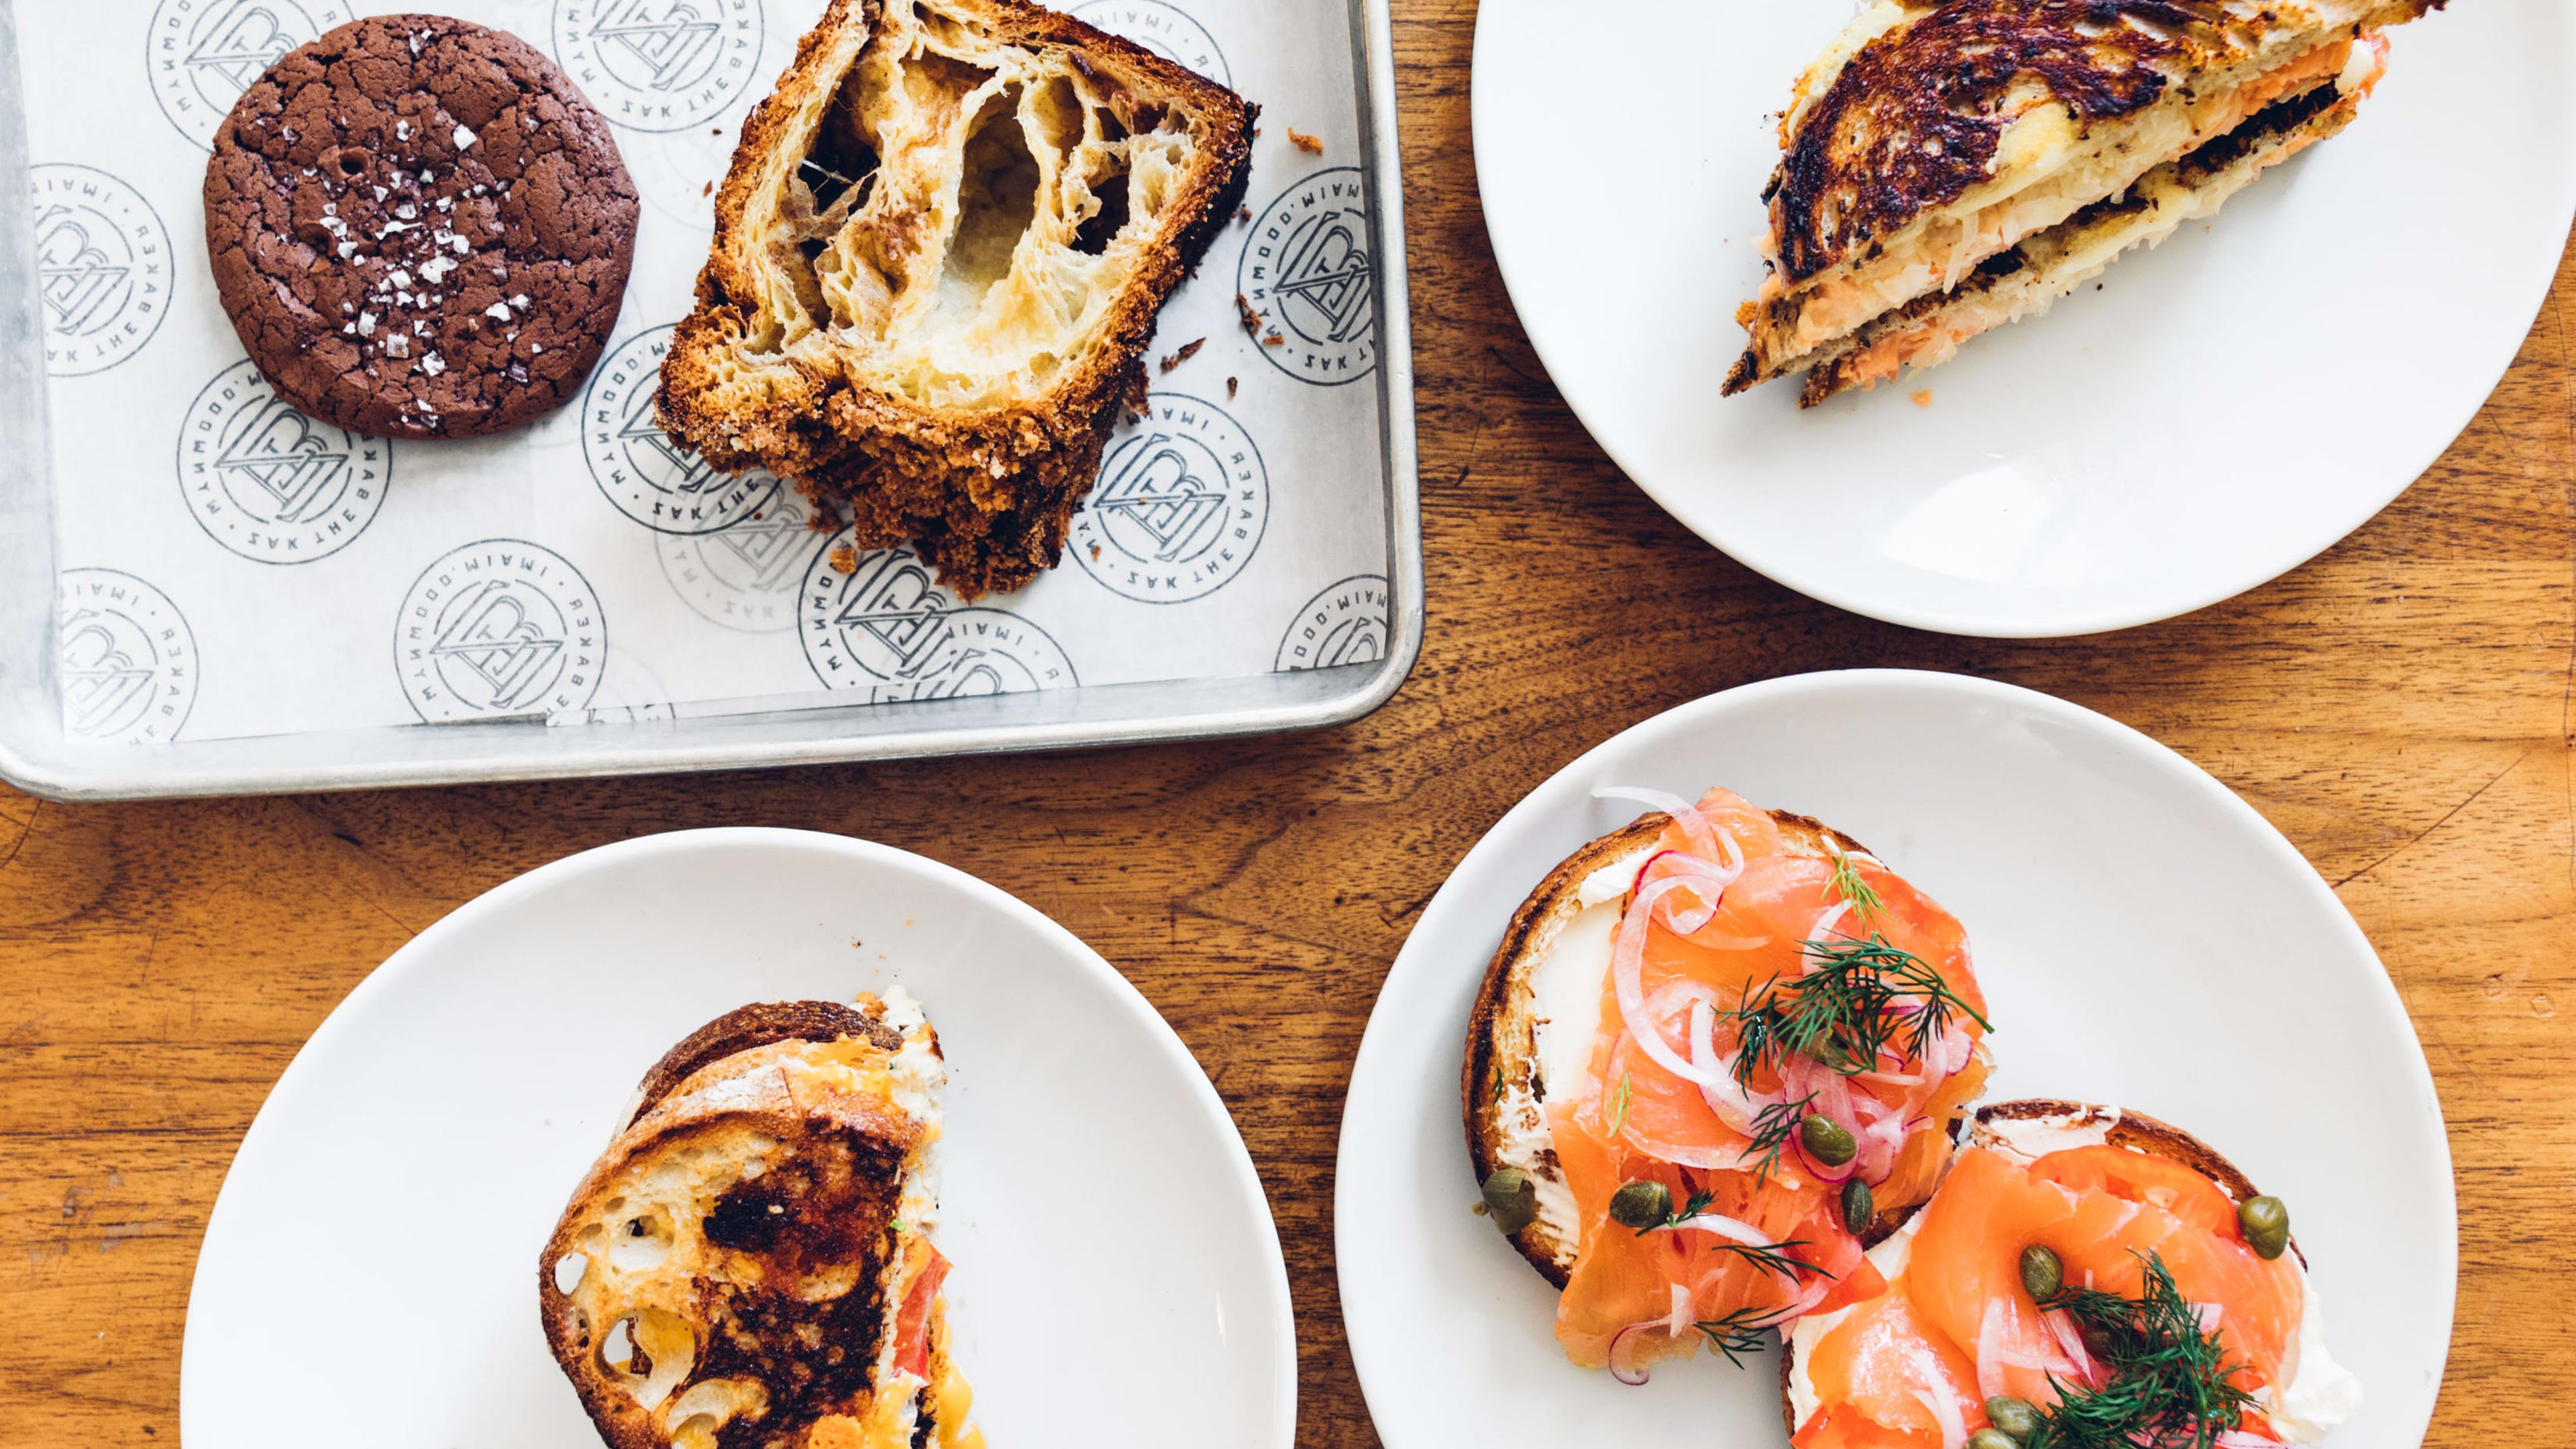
[600,1308,697,1411]
[751,0,1191,411]
[553,1252,588,1293]
[610,1210,676,1271]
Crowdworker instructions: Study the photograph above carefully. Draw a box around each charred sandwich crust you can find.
[629,1000,911,1126]
[657,0,1257,600]
[1779,1097,2300,1438]
[1462,807,1881,1290]
[1770,0,2197,284]
[1792,74,2365,407]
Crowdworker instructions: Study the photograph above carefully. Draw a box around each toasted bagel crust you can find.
[1461,806,1880,1289]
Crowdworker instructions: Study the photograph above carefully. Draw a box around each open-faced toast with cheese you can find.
[538,994,983,1449]
[1782,1099,2361,1448]
[1723,0,2447,406]
[657,0,1256,599]
[1464,787,1994,1381]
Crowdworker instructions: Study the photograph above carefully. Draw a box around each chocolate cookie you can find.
[203,15,637,439]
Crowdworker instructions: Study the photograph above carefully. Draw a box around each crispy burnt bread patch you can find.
[658,0,1256,599]
[1770,0,2194,286]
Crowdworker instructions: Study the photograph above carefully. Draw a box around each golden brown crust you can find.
[657,0,1256,599]
[1461,804,1881,1289]
[626,998,910,1126]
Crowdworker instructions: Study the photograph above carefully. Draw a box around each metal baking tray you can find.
[0,0,1419,801]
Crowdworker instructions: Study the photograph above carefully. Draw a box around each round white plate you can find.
[180,829,1295,1449]
[1472,0,2576,636]
[1336,670,2451,1445]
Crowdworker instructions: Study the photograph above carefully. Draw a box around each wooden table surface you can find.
[7,8,2573,1445]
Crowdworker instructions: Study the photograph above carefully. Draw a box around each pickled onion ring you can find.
[1612,876,1735,1087]
[1908,1349,1968,1449]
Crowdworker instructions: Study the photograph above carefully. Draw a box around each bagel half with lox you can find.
[1464,786,1995,1379]
[538,993,983,1449]
[1781,1100,2361,1449]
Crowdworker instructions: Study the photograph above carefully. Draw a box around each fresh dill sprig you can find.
[1733,1092,1817,1185]
[1725,935,1991,1083]
[1635,1184,1719,1234]
[1693,1304,1790,1367]
[1606,1072,1633,1136]
[1825,843,1884,926]
[1635,1184,1833,1281]
[2033,1252,2257,1449]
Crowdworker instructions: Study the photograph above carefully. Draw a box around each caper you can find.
[1966,1430,2021,1449]
[2019,1243,2063,1300]
[1840,1177,1875,1234]
[2238,1195,2291,1260]
[1801,1113,1859,1167]
[1983,1396,2041,1444]
[1608,1179,1672,1230]
[1481,1169,1538,1234]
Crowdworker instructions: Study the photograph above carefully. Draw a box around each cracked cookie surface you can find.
[203,13,638,439]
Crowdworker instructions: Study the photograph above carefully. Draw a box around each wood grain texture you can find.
[4,5,2573,1443]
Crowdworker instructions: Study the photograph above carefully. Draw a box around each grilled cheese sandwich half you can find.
[1724,0,2444,405]
[539,994,984,1449]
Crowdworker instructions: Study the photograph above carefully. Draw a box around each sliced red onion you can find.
[1606,1320,1660,1386]
[1664,1281,1693,1338]
[2192,1301,2225,1334]
[1976,1297,2010,1401]
[2045,1309,2098,1388]
[1657,1212,1778,1249]
[2214,1432,2283,1448]
[1907,1348,1968,1449]
[1801,900,1857,973]
[1686,998,1765,1137]
[1611,877,1734,1089]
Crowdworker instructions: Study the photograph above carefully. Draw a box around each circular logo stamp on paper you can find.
[29,164,174,378]
[178,360,393,564]
[1238,166,1377,386]
[582,326,782,533]
[1071,393,1268,604]
[659,486,818,633]
[800,540,1078,702]
[554,0,766,133]
[1275,573,1389,671]
[144,0,356,148]
[394,540,606,720]
[56,569,198,744]
[1067,0,1230,87]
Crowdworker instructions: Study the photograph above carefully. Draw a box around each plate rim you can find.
[177,825,1300,1449]
[1466,0,2576,638]
[1332,666,2456,1442]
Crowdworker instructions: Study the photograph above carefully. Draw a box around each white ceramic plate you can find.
[1472,0,2576,636]
[180,830,1295,1449]
[1336,670,2451,1445]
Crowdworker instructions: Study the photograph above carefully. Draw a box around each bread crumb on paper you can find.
[1288,128,1323,154]
[1910,390,1934,408]
[828,544,858,574]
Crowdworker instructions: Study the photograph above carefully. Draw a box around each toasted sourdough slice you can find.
[539,994,978,1449]
[1778,1099,2320,1440]
[1794,54,2379,405]
[1462,804,1915,1289]
[1723,0,2443,396]
[659,0,1256,598]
